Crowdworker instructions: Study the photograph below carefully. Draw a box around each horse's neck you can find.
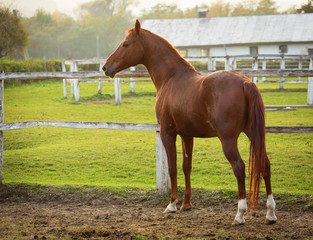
[141,31,197,91]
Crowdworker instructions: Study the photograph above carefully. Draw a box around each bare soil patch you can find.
[0,184,312,239]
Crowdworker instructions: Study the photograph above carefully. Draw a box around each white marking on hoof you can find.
[266,194,277,224]
[163,200,178,213]
[233,199,247,225]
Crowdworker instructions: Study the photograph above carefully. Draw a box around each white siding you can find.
[286,43,313,55]
[187,48,201,57]
[184,43,313,57]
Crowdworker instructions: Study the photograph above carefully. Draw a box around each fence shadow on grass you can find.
[260,88,307,93]
[76,91,157,103]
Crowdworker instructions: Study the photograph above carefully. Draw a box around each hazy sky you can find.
[1,0,305,18]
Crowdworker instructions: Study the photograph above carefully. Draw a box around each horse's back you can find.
[202,70,250,92]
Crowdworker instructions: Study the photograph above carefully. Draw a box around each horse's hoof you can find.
[163,201,178,213]
[265,218,277,225]
[180,205,192,211]
[163,207,176,213]
[232,219,245,226]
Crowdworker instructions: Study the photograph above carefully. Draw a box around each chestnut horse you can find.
[103,20,277,225]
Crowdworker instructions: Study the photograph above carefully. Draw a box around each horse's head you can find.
[103,20,144,78]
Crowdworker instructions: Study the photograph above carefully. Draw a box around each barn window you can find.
[200,48,210,57]
[308,49,313,55]
[279,45,288,54]
[178,49,188,57]
[250,46,258,56]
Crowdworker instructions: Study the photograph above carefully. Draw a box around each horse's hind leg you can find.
[180,137,194,211]
[263,153,277,224]
[220,137,247,225]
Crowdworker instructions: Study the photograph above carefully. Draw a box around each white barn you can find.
[141,13,313,58]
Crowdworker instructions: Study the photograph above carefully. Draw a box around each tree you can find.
[22,9,57,58]
[231,0,279,16]
[242,0,258,14]
[51,11,76,59]
[21,0,134,59]
[231,2,252,16]
[301,0,313,13]
[208,1,232,17]
[77,0,134,58]
[281,5,297,14]
[255,0,278,15]
[140,3,185,19]
[183,6,199,18]
[0,7,29,59]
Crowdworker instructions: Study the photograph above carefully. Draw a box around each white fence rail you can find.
[2,69,313,104]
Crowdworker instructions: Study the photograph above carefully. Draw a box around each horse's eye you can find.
[123,42,129,47]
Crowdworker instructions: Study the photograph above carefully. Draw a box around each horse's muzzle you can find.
[102,65,116,78]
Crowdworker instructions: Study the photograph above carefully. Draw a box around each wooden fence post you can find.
[262,60,267,82]
[73,61,79,102]
[207,58,213,70]
[114,78,121,105]
[233,57,237,70]
[0,76,3,184]
[252,56,258,84]
[70,63,75,98]
[308,57,313,105]
[298,57,302,82]
[280,56,285,90]
[62,61,67,98]
[98,63,103,95]
[213,59,216,70]
[130,67,136,93]
[156,131,170,195]
[225,56,231,70]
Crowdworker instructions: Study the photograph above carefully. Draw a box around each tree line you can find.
[1,0,313,60]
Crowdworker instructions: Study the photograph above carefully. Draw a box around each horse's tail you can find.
[243,80,266,210]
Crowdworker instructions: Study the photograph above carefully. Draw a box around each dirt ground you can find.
[0,184,312,240]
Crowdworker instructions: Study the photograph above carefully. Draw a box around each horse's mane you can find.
[134,28,198,73]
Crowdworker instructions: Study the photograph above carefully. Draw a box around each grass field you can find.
[3,79,313,196]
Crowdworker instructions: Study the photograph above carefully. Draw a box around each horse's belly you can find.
[176,120,217,138]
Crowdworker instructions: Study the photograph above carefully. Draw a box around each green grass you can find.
[3,80,313,195]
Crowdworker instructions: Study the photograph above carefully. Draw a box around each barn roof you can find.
[141,14,313,47]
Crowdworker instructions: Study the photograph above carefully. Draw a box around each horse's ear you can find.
[135,19,141,35]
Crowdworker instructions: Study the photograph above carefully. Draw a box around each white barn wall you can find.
[286,43,313,55]
[183,43,313,58]
[259,43,313,55]
[187,48,201,57]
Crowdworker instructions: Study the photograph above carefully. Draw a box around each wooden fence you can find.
[3,69,313,105]
[0,120,170,195]
[207,54,313,90]
[205,54,313,71]
[62,55,313,105]
[0,71,313,194]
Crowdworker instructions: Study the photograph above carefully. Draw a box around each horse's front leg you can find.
[180,136,194,211]
[160,130,179,213]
